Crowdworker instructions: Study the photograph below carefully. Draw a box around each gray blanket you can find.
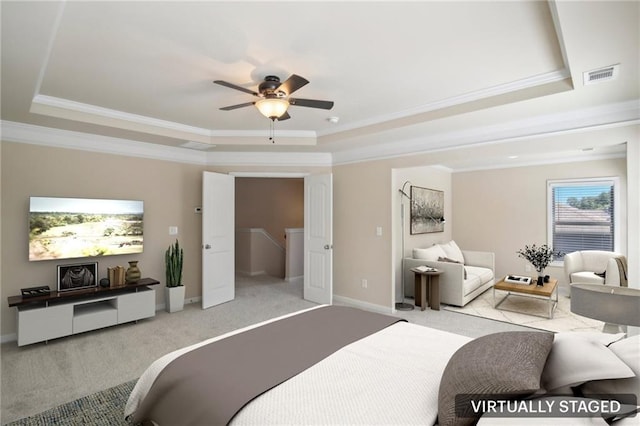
[132,306,405,425]
[615,256,628,287]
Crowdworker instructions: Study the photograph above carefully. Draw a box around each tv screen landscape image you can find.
[29,197,143,261]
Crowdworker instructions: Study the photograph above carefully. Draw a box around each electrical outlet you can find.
[361,279,368,289]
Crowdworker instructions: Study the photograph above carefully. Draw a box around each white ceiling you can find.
[1,1,638,169]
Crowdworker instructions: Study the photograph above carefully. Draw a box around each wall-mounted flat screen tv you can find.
[29,196,143,261]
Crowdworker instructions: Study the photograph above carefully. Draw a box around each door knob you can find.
[204,244,211,249]
[324,244,333,250]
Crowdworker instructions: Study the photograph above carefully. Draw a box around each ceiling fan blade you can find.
[213,80,259,96]
[289,98,334,110]
[277,74,309,95]
[276,111,291,121]
[219,102,255,111]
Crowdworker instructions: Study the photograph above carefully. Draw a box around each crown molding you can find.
[31,94,211,135]
[331,100,640,165]
[2,120,206,165]
[317,69,571,137]
[29,68,570,143]
[30,95,317,142]
[0,120,330,167]
[207,151,332,167]
[451,151,626,173]
[3,99,637,169]
[231,172,308,178]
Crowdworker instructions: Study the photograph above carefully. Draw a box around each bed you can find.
[125,305,639,426]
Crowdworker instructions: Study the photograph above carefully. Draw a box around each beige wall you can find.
[330,129,636,313]
[2,125,637,337]
[235,177,303,247]
[0,142,326,338]
[333,160,393,308]
[235,229,285,277]
[452,158,627,294]
[1,142,204,336]
[392,166,452,301]
[332,161,453,310]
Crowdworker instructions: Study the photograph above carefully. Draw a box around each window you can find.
[548,178,619,261]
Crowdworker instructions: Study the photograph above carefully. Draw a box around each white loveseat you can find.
[403,241,495,307]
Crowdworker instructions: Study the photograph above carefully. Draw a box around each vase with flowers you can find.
[516,244,562,286]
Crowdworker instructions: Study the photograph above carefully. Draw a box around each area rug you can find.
[444,288,605,333]
[5,380,137,426]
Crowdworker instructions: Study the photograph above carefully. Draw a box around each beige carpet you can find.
[2,274,533,425]
[444,288,605,333]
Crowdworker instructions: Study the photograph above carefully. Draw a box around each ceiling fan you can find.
[214,74,334,121]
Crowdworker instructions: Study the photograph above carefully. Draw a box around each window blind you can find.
[550,180,615,258]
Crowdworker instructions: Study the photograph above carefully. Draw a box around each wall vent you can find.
[180,141,216,150]
[583,64,619,85]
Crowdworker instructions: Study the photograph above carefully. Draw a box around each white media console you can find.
[8,278,159,346]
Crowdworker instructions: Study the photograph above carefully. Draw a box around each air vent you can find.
[180,141,216,150]
[583,64,619,85]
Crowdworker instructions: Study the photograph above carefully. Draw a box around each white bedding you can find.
[125,306,471,425]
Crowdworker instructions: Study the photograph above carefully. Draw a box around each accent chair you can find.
[564,250,627,287]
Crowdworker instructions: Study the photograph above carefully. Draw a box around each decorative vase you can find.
[537,275,544,286]
[125,261,141,283]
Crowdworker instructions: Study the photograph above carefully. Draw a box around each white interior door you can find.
[304,174,333,304]
[202,171,235,309]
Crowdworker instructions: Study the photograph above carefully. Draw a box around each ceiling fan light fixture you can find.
[255,98,289,119]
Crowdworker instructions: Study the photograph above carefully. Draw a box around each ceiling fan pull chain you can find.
[269,120,275,143]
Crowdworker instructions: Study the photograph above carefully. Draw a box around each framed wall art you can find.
[57,262,98,292]
[410,186,445,234]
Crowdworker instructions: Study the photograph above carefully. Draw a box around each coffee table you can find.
[493,277,558,319]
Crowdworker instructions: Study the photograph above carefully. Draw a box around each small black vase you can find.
[537,276,544,286]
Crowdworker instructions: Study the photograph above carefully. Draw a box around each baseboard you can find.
[237,269,266,277]
[1,333,17,344]
[156,297,201,312]
[332,294,393,315]
[285,275,303,282]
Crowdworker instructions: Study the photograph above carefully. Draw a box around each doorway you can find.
[202,171,333,309]
[234,176,304,283]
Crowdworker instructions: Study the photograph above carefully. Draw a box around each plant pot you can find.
[537,276,544,286]
[165,285,185,313]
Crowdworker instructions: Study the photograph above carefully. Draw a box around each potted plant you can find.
[164,239,185,312]
[516,244,562,286]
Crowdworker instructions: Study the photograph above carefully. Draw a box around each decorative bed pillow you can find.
[558,332,626,346]
[438,331,553,426]
[541,333,635,393]
[440,240,465,264]
[413,245,447,261]
[580,335,640,404]
[438,256,468,279]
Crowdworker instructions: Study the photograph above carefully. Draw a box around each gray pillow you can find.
[438,331,553,426]
[438,256,467,279]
